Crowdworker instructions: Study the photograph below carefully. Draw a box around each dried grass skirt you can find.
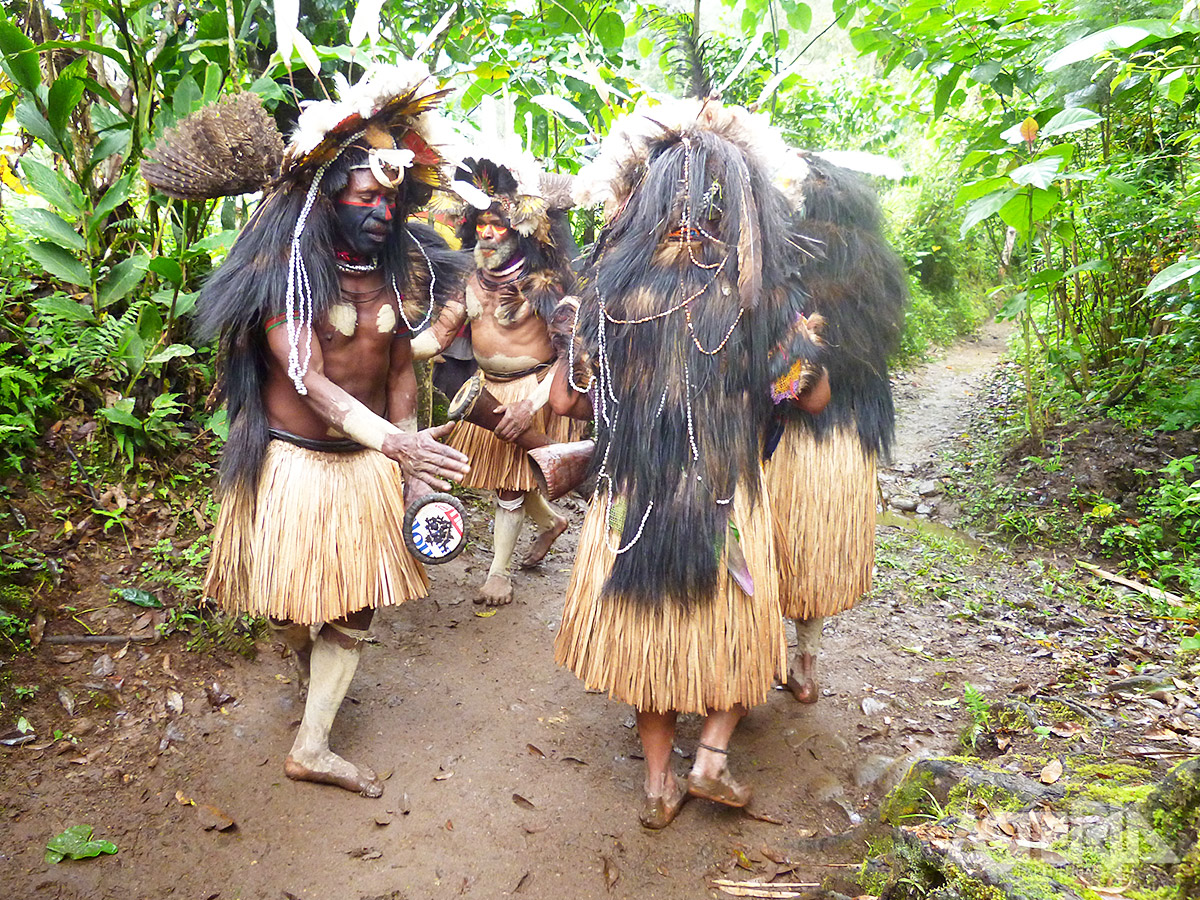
[204,440,429,624]
[447,368,584,492]
[555,478,785,714]
[764,424,877,620]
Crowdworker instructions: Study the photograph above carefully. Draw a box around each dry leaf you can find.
[52,651,84,664]
[1040,758,1063,784]
[526,743,545,757]
[433,770,454,781]
[602,855,620,891]
[513,872,532,893]
[512,793,537,810]
[197,803,236,832]
[176,790,195,806]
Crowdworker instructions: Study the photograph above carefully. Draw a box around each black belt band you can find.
[269,428,365,453]
[481,359,554,382]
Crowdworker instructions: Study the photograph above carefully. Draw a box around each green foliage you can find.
[960,682,993,750]
[1101,455,1200,598]
[44,824,118,864]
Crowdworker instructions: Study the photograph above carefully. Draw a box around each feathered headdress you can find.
[142,63,468,494]
[444,149,560,244]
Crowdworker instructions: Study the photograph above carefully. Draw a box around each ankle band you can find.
[496,493,525,512]
[697,742,729,755]
[326,622,370,643]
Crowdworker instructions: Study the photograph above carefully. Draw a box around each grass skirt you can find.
[204,440,429,625]
[554,478,785,714]
[764,424,877,620]
[447,368,583,492]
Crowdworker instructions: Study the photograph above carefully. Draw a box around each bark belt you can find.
[481,359,554,383]
[268,428,365,453]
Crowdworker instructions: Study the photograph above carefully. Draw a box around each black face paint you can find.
[334,194,395,258]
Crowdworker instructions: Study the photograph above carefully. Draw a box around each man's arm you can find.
[410,298,468,361]
[493,358,562,441]
[548,361,594,420]
[266,325,469,489]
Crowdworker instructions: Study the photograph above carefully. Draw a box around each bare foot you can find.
[786,652,819,704]
[687,766,753,808]
[640,773,689,829]
[285,749,383,798]
[519,514,568,568]
[475,573,513,606]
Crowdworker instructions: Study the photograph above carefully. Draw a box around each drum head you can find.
[447,372,483,421]
[403,492,468,564]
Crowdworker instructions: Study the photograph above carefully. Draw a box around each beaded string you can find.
[393,234,437,334]
[285,161,332,394]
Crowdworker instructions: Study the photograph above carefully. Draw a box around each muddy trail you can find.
[3,322,1197,900]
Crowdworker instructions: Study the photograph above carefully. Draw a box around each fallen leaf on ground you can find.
[44,825,118,864]
[521,822,547,834]
[475,609,497,618]
[196,803,236,832]
[175,790,194,806]
[526,743,545,757]
[513,872,532,893]
[512,793,537,810]
[52,651,84,664]
[346,847,382,860]
[1040,758,1063,784]
[602,855,620,891]
[433,770,454,781]
[166,690,184,715]
[374,815,391,827]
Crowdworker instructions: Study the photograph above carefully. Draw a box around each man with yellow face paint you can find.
[413,153,582,606]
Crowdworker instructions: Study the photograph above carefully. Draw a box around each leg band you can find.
[327,622,370,643]
[496,493,525,512]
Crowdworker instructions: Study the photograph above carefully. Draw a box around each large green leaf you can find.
[26,241,89,286]
[45,825,118,864]
[1008,156,1065,190]
[785,1,812,32]
[1042,20,1177,72]
[34,294,96,323]
[23,160,85,218]
[146,344,196,365]
[0,15,41,95]
[593,11,625,51]
[9,208,84,252]
[97,255,150,309]
[90,175,134,234]
[933,65,963,119]
[1144,259,1200,296]
[959,189,1017,237]
[15,100,64,156]
[47,75,86,136]
[1040,107,1103,138]
[998,187,1059,234]
[529,93,590,129]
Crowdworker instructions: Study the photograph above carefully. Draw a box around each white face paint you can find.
[328,303,357,337]
[376,303,397,334]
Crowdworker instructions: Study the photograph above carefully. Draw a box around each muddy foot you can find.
[640,773,689,829]
[285,750,383,798]
[475,573,513,606]
[519,515,568,569]
[786,653,819,704]
[687,767,753,808]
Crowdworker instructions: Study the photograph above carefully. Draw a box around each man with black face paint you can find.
[413,153,581,606]
[145,66,473,799]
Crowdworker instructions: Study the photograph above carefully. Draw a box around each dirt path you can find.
[8,323,1155,900]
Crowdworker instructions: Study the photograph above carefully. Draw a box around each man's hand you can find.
[381,422,470,490]
[493,399,535,442]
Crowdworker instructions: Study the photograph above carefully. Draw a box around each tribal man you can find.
[412,153,580,606]
[550,99,828,828]
[143,64,470,796]
[767,151,906,703]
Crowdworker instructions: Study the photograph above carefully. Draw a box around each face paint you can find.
[473,212,518,271]
[334,170,397,258]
